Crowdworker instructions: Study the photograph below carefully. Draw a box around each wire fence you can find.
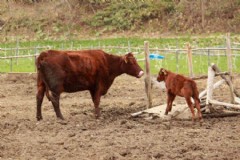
[0,39,240,75]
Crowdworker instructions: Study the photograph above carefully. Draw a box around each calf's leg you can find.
[194,98,203,122]
[165,96,171,115]
[165,93,175,115]
[165,93,172,115]
[168,94,176,112]
[185,97,196,122]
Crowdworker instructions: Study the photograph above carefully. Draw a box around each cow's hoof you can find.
[95,112,101,119]
[57,119,67,125]
[57,116,65,120]
[95,115,100,119]
[37,116,43,121]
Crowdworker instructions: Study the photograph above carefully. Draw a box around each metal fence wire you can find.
[0,40,240,75]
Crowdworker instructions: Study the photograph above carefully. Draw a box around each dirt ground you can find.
[0,73,240,160]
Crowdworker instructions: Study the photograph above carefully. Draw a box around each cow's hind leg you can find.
[36,78,45,121]
[50,92,64,120]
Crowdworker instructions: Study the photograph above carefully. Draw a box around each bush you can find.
[85,1,175,31]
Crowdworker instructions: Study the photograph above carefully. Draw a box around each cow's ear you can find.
[123,55,128,63]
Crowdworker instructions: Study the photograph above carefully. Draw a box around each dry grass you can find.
[0,1,239,42]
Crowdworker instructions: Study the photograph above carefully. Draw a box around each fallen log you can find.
[235,96,240,104]
[203,112,240,118]
[209,99,240,110]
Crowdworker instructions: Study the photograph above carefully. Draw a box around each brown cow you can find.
[157,68,203,122]
[36,50,144,121]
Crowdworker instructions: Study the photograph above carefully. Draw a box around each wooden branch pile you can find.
[199,64,240,115]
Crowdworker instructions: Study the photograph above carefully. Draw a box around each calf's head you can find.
[121,53,144,78]
[157,68,168,82]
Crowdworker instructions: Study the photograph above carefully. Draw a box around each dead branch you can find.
[212,64,240,98]
[192,72,229,80]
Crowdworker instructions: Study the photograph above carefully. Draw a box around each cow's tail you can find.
[36,51,52,102]
[36,51,48,71]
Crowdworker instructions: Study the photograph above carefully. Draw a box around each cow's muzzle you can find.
[137,71,144,78]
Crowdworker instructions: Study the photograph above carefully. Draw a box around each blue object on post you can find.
[149,53,165,60]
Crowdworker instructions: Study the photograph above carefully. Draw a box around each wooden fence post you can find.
[201,0,205,29]
[16,38,19,65]
[176,38,179,73]
[34,55,37,72]
[144,41,152,109]
[186,43,193,77]
[207,49,210,66]
[128,41,131,52]
[226,33,233,77]
[10,58,13,72]
[175,50,179,73]
[206,64,215,113]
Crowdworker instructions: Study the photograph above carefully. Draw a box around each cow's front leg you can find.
[90,89,101,119]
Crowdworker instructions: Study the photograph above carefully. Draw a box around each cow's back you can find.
[37,49,108,73]
[63,50,108,78]
[37,50,109,92]
[36,50,65,69]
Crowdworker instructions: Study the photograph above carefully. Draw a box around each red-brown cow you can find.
[36,50,144,120]
[157,68,203,122]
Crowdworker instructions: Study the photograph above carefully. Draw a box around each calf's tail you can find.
[191,82,200,103]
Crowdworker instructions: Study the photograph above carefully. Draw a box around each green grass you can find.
[0,36,240,75]
[0,58,36,73]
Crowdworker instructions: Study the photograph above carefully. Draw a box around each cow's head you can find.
[121,53,144,78]
[157,68,168,82]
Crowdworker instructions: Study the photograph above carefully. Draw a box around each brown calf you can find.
[157,68,203,122]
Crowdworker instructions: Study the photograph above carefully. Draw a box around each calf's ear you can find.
[164,70,167,75]
[161,69,167,75]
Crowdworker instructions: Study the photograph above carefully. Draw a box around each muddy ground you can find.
[0,73,240,160]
